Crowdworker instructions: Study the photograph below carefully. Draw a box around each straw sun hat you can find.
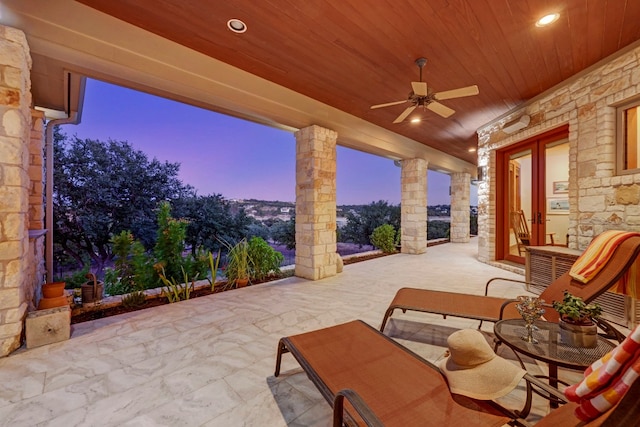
[439,329,526,400]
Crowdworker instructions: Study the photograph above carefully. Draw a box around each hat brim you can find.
[439,354,526,400]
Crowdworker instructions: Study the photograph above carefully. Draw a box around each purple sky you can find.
[69,79,476,205]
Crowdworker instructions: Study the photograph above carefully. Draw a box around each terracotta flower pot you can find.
[235,278,249,288]
[42,282,66,298]
[38,295,69,310]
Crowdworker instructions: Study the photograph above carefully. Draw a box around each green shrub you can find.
[154,201,189,282]
[121,291,146,308]
[159,266,196,303]
[58,263,90,289]
[109,230,156,293]
[112,230,136,291]
[247,237,283,281]
[207,249,222,291]
[222,238,251,285]
[104,267,128,296]
[370,224,397,253]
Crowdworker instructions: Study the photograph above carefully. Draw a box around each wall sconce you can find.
[502,115,530,134]
[477,165,487,181]
[472,165,486,185]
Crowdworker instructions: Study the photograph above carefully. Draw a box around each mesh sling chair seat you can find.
[275,320,514,427]
[379,234,640,334]
[274,320,640,427]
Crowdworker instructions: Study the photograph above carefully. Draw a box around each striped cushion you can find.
[564,325,640,421]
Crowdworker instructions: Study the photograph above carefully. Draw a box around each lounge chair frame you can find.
[276,320,528,426]
[274,320,639,426]
[380,236,640,333]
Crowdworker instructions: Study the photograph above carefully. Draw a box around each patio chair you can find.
[511,210,531,256]
[379,233,640,334]
[511,209,555,255]
[274,320,640,427]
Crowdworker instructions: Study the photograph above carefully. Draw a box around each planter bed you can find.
[71,250,396,324]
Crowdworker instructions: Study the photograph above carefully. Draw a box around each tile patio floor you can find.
[0,241,610,426]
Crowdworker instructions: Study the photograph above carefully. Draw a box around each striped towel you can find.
[609,255,640,298]
[569,230,640,284]
[564,325,640,421]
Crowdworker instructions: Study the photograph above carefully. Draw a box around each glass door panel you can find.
[508,150,532,258]
[544,140,569,246]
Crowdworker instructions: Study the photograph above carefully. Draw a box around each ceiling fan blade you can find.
[427,102,455,118]
[411,81,427,96]
[434,85,479,100]
[393,105,417,123]
[370,100,407,109]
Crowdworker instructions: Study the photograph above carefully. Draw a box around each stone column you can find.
[401,158,427,254]
[450,172,470,242]
[294,125,337,280]
[0,25,32,356]
[28,110,45,230]
[25,111,46,312]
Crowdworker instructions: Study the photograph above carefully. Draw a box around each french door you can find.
[497,126,569,263]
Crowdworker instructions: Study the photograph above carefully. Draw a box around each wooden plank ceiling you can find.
[76,0,640,164]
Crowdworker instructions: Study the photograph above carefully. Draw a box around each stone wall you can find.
[400,158,427,254]
[0,25,32,356]
[450,172,470,242]
[294,125,338,280]
[477,44,640,261]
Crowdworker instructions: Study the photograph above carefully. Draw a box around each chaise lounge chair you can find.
[274,320,640,426]
[379,233,640,334]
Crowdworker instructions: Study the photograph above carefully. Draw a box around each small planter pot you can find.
[42,282,66,298]
[38,295,69,310]
[559,319,597,348]
[235,278,249,288]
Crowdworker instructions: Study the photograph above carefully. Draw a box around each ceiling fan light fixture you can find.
[536,13,559,27]
[227,19,247,33]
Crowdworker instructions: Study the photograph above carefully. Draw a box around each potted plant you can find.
[225,238,251,288]
[552,291,602,348]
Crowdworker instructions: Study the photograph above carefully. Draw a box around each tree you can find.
[53,128,189,273]
[341,201,400,246]
[172,194,238,254]
[271,217,296,249]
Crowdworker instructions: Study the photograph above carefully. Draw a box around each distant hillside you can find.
[229,199,477,220]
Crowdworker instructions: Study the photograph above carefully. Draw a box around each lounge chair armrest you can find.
[333,389,384,427]
[593,317,626,343]
[484,277,537,296]
[523,373,569,404]
[499,298,520,319]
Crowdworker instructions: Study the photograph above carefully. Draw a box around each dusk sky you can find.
[69,79,477,206]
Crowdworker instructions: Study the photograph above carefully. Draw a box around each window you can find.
[617,98,640,174]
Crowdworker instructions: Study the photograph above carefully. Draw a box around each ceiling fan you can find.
[370,57,479,123]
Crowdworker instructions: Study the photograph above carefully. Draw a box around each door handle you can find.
[537,212,542,225]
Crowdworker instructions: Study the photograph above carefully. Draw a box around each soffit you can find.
[72,0,640,165]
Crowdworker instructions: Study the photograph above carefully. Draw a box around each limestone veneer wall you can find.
[0,25,32,356]
[477,44,640,262]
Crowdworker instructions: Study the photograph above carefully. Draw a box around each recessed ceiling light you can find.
[468,147,477,152]
[536,13,559,27]
[410,118,421,123]
[227,19,247,33]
